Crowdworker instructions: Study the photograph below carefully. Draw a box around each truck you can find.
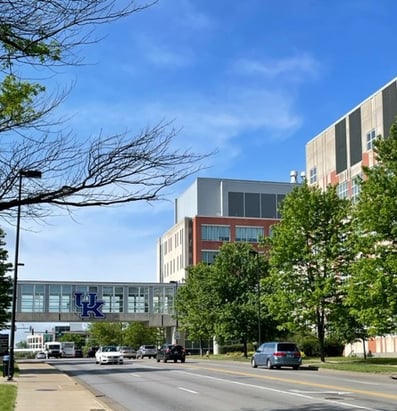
[44,342,62,358]
[61,342,75,358]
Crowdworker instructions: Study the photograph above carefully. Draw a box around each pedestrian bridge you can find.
[15,280,178,327]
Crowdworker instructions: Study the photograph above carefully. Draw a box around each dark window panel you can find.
[382,81,397,139]
[245,192,260,217]
[261,193,277,218]
[349,108,362,166]
[228,192,244,217]
[335,119,347,174]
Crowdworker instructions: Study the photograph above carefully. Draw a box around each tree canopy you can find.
[345,122,397,335]
[176,242,279,356]
[264,183,353,361]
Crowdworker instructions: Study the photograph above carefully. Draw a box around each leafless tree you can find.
[0,1,211,220]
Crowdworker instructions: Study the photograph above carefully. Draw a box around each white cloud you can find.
[233,54,321,80]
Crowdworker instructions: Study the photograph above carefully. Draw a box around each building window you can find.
[366,129,376,150]
[235,226,264,242]
[201,250,218,264]
[337,181,348,199]
[21,284,45,313]
[102,286,124,313]
[201,225,230,241]
[49,284,72,313]
[127,287,148,313]
[309,167,317,184]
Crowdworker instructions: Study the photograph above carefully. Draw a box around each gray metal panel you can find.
[175,179,199,221]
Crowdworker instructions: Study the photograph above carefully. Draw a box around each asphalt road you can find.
[49,357,397,411]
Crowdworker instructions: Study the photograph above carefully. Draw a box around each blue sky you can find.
[4,0,397,288]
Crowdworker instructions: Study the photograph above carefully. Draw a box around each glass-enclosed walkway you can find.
[15,280,177,327]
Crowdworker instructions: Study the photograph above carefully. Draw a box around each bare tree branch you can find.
[0,1,213,221]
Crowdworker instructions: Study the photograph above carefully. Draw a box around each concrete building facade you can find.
[157,177,299,283]
[306,77,397,200]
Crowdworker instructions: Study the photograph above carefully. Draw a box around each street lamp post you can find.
[8,169,42,380]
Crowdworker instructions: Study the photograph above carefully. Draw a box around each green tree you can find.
[175,263,217,355]
[265,183,353,361]
[346,121,397,334]
[176,243,274,357]
[0,228,12,329]
[210,243,270,357]
[123,322,158,348]
[87,322,123,346]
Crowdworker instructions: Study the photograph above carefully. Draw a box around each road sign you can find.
[0,334,9,355]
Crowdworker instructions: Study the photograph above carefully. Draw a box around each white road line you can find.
[177,387,198,394]
[340,379,381,386]
[173,370,380,411]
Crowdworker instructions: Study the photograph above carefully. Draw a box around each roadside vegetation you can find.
[205,353,397,374]
[0,382,17,411]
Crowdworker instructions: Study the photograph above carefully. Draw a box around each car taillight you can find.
[273,351,286,357]
[166,348,171,353]
[294,352,301,358]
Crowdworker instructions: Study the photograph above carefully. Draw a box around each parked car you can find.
[35,351,47,360]
[74,348,83,358]
[251,341,302,370]
[156,344,186,363]
[95,346,123,365]
[136,344,157,359]
[118,346,136,359]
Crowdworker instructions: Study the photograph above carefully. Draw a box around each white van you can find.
[44,342,62,358]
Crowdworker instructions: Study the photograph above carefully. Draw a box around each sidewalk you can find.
[5,361,116,411]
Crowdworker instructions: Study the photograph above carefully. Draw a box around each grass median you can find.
[207,353,397,374]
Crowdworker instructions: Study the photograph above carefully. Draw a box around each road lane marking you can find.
[177,387,198,394]
[174,370,379,410]
[176,365,397,402]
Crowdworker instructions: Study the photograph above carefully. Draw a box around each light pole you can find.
[249,250,261,348]
[8,169,42,380]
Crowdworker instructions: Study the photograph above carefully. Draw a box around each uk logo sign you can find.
[74,292,105,319]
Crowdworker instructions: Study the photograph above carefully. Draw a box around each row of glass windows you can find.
[163,228,184,255]
[19,284,176,315]
[201,225,265,242]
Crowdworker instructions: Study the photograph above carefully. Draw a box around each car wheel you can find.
[174,359,177,363]
[293,365,300,370]
[156,357,160,362]
[251,358,257,368]
[181,358,185,363]
[266,360,273,369]
[163,358,167,363]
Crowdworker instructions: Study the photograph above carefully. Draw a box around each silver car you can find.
[251,341,302,370]
[136,344,157,359]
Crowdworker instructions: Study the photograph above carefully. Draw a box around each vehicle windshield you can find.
[102,346,118,352]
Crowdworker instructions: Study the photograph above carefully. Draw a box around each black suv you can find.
[156,344,186,363]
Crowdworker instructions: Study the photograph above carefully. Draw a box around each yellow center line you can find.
[187,364,397,401]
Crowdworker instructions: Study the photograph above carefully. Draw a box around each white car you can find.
[95,345,123,365]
